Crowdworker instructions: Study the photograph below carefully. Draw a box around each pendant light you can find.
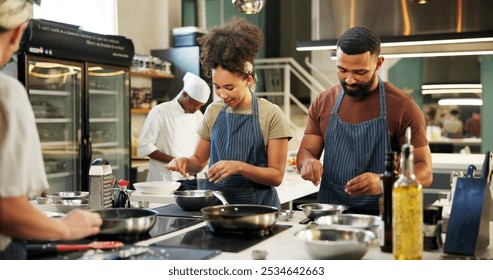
[232,0,266,14]
[409,0,432,3]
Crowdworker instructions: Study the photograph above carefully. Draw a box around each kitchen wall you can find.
[116,0,181,141]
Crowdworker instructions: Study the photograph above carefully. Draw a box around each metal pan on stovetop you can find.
[171,190,229,211]
[91,208,158,235]
[201,204,279,235]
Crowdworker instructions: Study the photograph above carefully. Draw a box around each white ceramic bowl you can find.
[296,227,375,260]
[133,181,181,195]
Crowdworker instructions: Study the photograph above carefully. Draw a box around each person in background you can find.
[166,17,291,208]
[442,109,463,138]
[138,72,210,183]
[0,0,102,259]
[296,26,432,215]
[464,110,481,138]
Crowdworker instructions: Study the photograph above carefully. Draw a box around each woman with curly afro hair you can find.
[166,17,291,208]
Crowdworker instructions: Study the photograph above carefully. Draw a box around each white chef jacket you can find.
[138,98,204,181]
[0,72,49,251]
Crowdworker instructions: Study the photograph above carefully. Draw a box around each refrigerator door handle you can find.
[84,137,92,166]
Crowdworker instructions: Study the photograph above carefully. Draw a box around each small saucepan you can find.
[201,204,279,235]
[171,190,229,211]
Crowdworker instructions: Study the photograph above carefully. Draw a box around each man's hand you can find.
[300,159,324,186]
[344,172,381,196]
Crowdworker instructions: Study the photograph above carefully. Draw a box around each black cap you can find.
[423,206,440,225]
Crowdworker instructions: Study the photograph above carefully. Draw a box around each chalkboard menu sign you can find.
[20,19,134,67]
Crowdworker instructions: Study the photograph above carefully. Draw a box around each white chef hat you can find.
[0,0,30,30]
[182,72,210,104]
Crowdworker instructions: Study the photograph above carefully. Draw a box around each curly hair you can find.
[198,17,263,79]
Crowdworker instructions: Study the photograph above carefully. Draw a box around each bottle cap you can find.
[118,180,129,187]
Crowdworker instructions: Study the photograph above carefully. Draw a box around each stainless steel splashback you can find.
[315,0,493,39]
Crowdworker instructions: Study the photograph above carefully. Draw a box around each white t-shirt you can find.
[138,98,203,181]
[0,72,49,250]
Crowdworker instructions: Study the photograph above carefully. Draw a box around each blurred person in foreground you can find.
[138,72,210,183]
[166,18,291,208]
[0,0,102,259]
[296,26,432,215]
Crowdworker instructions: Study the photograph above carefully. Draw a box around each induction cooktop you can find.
[152,224,292,253]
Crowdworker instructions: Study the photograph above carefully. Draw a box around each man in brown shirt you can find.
[296,26,432,214]
[464,110,481,137]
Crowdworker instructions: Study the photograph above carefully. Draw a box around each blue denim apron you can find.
[210,95,281,208]
[319,78,390,215]
[0,239,27,260]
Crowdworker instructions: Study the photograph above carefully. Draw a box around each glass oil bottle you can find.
[379,151,398,253]
[392,127,423,260]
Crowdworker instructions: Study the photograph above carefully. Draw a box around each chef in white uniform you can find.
[138,72,210,181]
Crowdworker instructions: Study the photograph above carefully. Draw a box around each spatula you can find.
[27,241,124,252]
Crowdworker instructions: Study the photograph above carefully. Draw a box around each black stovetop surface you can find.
[27,215,203,260]
[152,224,292,253]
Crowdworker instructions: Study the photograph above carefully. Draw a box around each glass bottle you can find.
[114,179,131,208]
[379,151,398,253]
[392,127,423,260]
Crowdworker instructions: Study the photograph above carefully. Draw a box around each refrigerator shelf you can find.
[89,118,119,123]
[46,172,71,180]
[92,142,119,148]
[89,89,118,95]
[36,118,71,123]
[40,141,73,148]
[29,89,71,96]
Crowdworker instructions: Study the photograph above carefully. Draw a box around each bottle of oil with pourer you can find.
[379,151,398,253]
[392,127,423,260]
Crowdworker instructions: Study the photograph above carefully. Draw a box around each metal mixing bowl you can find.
[296,227,375,260]
[315,214,382,234]
[297,203,348,220]
[53,199,89,213]
[47,191,89,202]
[172,190,228,211]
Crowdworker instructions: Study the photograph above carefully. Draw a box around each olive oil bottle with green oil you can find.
[392,127,423,260]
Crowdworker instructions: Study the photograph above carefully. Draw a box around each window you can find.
[33,0,117,35]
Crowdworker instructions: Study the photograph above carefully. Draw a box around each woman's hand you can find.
[165,157,188,177]
[208,160,244,183]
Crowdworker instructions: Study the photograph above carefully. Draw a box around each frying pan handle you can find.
[212,191,229,205]
[27,243,90,252]
[27,243,58,252]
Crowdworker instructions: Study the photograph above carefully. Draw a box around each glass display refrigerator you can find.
[17,19,134,192]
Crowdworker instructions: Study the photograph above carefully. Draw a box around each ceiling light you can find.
[421,84,482,95]
[408,0,432,4]
[297,30,493,57]
[438,98,483,106]
[232,0,266,14]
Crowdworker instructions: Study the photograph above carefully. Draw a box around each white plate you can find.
[133,181,181,195]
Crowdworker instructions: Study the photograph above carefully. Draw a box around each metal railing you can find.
[254,57,332,131]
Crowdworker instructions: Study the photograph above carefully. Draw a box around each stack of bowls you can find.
[296,213,380,259]
[47,191,89,213]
